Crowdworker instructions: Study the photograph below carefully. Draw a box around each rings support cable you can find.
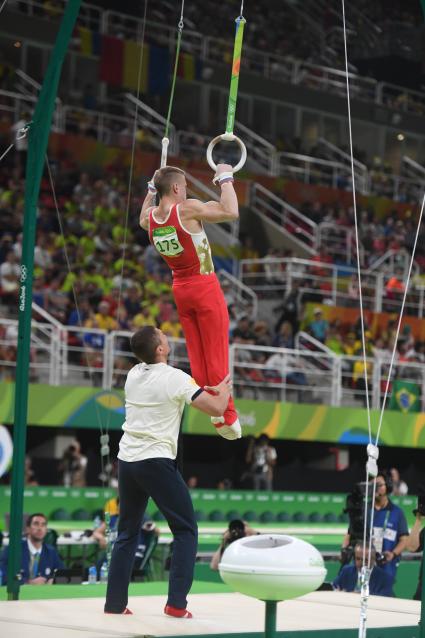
[206,2,247,174]
[161,0,185,167]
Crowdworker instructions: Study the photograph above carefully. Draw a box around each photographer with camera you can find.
[59,439,87,487]
[341,471,408,592]
[210,519,257,571]
[405,488,425,600]
[245,434,277,491]
[333,542,394,596]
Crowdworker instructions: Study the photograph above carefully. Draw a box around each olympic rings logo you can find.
[20,265,27,283]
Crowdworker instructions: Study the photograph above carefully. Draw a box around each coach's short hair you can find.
[154,166,185,199]
[130,326,161,364]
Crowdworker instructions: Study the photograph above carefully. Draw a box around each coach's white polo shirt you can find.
[118,362,201,462]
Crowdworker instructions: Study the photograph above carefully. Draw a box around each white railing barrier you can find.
[8,2,425,121]
[32,303,63,385]
[6,0,102,29]
[317,138,370,194]
[251,183,318,255]
[276,152,352,190]
[217,269,258,320]
[367,249,419,279]
[0,89,63,133]
[234,121,276,175]
[61,106,134,147]
[124,93,178,156]
[238,256,425,318]
[401,156,425,183]
[2,319,425,410]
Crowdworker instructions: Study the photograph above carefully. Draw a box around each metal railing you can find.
[3,316,425,411]
[317,138,369,194]
[238,256,425,318]
[7,1,425,121]
[6,0,102,29]
[378,82,425,114]
[124,93,178,155]
[251,183,318,256]
[275,152,354,190]
[234,121,276,175]
[0,89,63,132]
[217,269,258,320]
[317,222,361,267]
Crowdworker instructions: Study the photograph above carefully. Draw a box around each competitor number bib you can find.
[152,226,184,257]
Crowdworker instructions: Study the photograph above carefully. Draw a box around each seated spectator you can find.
[124,284,142,319]
[253,321,272,347]
[273,321,294,349]
[94,301,118,331]
[67,298,91,326]
[333,542,393,597]
[0,513,64,585]
[325,323,344,354]
[308,308,329,343]
[132,304,157,330]
[160,309,183,339]
[232,315,256,342]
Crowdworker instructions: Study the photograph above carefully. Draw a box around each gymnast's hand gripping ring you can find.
[206,132,247,174]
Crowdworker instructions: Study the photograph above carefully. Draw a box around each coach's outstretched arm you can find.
[191,375,241,441]
[191,374,232,417]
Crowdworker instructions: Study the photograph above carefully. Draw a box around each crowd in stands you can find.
[1,149,425,405]
[8,0,424,92]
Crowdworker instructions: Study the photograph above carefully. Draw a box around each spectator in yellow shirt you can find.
[132,305,157,330]
[160,310,183,339]
[94,301,118,331]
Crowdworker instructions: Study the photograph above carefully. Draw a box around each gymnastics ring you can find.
[206,133,247,174]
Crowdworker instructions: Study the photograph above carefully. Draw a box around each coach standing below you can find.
[104,325,237,618]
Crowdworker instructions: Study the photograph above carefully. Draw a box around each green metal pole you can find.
[421,0,425,19]
[7,0,82,600]
[225,16,246,136]
[264,600,277,638]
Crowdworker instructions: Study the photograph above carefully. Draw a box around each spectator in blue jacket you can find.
[333,542,394,597]
[0,513,64,585]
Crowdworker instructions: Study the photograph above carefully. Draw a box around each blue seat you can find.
[260,511,276,523]
[308,512,323,523]
[209,510,226,522]
[277,512,291,522]
[242,510,258,522]
[226,510,241,522]
[292,511,307,523]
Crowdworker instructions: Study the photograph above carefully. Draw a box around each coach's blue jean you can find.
[104,458,198,612]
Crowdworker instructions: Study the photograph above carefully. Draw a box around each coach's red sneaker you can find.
[105,607,133,615]
[164,604,192,618]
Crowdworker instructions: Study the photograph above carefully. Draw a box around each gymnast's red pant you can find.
[173,273,238,426]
